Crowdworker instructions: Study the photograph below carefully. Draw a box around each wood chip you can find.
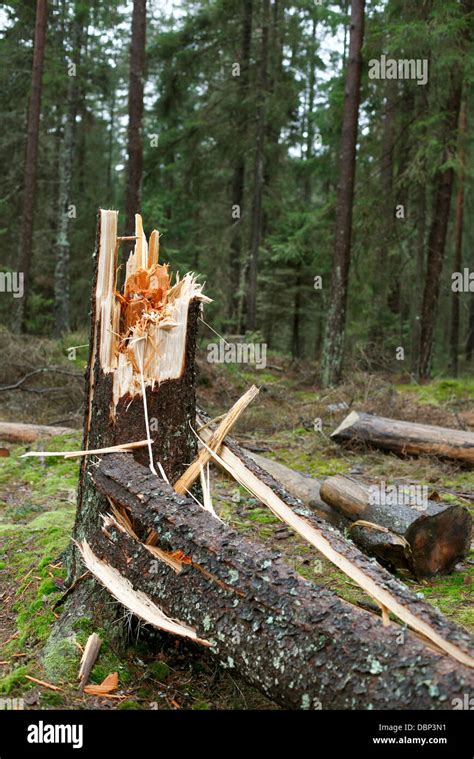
[25,676,64,692]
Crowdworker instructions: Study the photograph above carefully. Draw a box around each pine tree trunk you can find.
[228,0,252,328]
[245,0,270,332]
[449,100,467,376]
[467,295,474,362]
[418,80,463,380]
[15,0,48,332]
[410,185,426,376]
[53,3,86,337]
[320,0,364,387]
[123,0,147,257]
[418,0,472,380]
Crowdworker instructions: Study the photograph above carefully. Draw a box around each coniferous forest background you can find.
[1,0,473,384]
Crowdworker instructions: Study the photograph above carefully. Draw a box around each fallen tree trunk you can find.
[332,411,474,465]
[196,415,474,667]
[244,449,340,525]
[244,451,472,578]
[80,452,474,710]
[0,421,75,443]
[320,475,472,578]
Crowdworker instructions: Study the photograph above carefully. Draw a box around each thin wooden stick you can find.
[174,385,259,494]
[25,676,64,692]
[21,439,152,459]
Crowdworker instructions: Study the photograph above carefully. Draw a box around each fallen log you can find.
[195,414,474,667]
[241,451,471,578]
[80,452,474,710]
[0,421,75,443]
[319,475,472,578]
[243,449,340,525]
[332,411,474,465]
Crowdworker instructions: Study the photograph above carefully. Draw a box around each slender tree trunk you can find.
[466,295,474,361]
[418,80,463,380]
[245,0,270,332]
[15,0,48,333]
[370,78,396,345]
[106,85,116,206]
[320,0,365,387]
[228,0,252,328]
[53,4,85,337]
[293,16,318,361]
[410,185,426,376]
[291,268,302,360]
[418,0,472,379]
[123,0,147,257]
[449,100,467,376]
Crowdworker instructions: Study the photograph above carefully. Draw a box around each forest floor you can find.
[0,328,473,710]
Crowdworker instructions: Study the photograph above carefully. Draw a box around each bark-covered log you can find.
[244,451,472,578]
[245,449,341,525]
[332,411,474,465]
[81,453,474,710]
[196,414,474,667]
[320,475,472,578]
[0,422,75,444]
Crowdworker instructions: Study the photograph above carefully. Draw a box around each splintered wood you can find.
[90,211,210,422]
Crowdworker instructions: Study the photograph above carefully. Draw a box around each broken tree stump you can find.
[332,411,474,465]
[319,475,472,578]
[72,209,210,567]
[78,453,474,710]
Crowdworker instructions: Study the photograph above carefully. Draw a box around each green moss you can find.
[192,700,211,710]
[118,701,143,710]
[395,378,474,406]
[42,637,81,683]
[246,508,279,525]
[72,617,94,635]
[147,661,171,682]
[0,666,28,694]
[40,692,64,707]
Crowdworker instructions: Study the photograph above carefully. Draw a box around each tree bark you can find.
[320,474,472,578]
[123,0,147,257]
[53,2,86,337]
[228,0,252,328]
[450,100,467,376]
[332,410,474,465]
[82,452,474,710]
[247,450,472,577]
[417,0,473,380]
[15,0,48,332]
[245,0,270,332]
[71,209,208,580]
[320,0,365,386]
